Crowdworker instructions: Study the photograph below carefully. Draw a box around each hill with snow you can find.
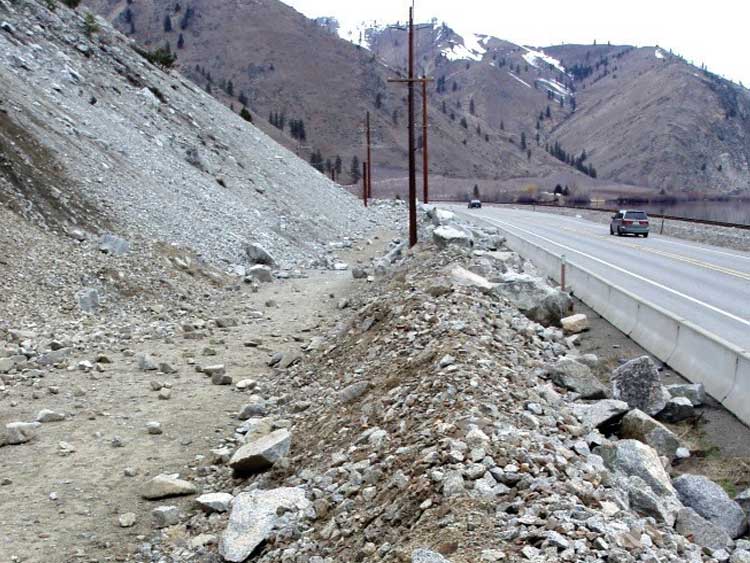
[82,0,750,196]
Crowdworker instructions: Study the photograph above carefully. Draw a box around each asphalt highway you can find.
[451,205,750,351]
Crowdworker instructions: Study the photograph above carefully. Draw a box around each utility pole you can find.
[387,5,421,247]
[366,111,373,200]
[421,74,429,204]
[406,5,416,246]
[362,160,368,207]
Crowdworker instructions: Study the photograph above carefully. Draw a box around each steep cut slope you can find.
[0,0,378,268]
[82,0,581,187]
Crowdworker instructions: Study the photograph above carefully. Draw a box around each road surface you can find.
[450,205,750,352]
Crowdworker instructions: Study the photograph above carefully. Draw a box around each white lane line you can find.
[481,214,750,329]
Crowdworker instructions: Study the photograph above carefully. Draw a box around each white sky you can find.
[283,0,750,86]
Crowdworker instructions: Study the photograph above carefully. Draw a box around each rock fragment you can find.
[219,487,309,562]
[611,356,670,415]
[141,474,198,500]
[229,429,291,476]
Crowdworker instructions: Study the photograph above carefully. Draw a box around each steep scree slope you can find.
[0,0,375,268]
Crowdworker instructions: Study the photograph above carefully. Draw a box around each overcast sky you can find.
[284,0,750,87]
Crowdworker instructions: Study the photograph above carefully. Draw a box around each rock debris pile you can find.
[102,208,748,563]
[0,0,395,270]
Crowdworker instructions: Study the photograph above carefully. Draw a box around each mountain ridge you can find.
[84,0,750,196]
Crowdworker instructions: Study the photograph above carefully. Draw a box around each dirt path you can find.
[0,232,393,563]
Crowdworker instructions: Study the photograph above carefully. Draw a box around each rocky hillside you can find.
[86,0,750,196]
[0,0,383,273]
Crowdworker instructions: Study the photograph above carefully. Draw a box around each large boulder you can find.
[431,208,456,227]
[736,488,750,516]
[446,264,495,293]
[625,476,682,526]
[229,429,291,476]
[672,474,747,539]
[412,550,453,563]
[246,265,273,283]
[220,487,309,562]
[547,358,606,399]
[596,439,677,498]
[620,409,681,460]
[666,383,706,407]
[657,397,696,423]
[141,474,198,500]
[611,356,670,416]
[675,507,733,550]
[5,422,40,445]
[571,399,629,430]
[98,233,130,255]
[561,313,589,334]
[76,288,100,314]
[244,242,276,267]
[494,273,572,326]
[433,226,473,250]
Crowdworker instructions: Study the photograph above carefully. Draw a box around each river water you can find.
[591,200,750,225]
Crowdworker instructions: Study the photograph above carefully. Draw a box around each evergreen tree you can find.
[521,132,527,150]
[238,91,248,106]
[460,117,468,129]
[375,93,383,109]
[469,98,475,115]
[226,80,234,97]
[546,105,551,118]
[500,121,504,131]
[334,155,343,176]
[163,14,172,32]
[392,109,399,126]
[177,33,184,49]
[239,107,253,123]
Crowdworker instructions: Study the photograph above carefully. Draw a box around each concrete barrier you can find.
[723,355,750,425]
[606,286,639,335]
[479,215,750,427]
[630,302,681,363]
[669,322,741,402]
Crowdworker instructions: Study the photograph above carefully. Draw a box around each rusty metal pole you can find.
[363,161,368,207]
[366,111,372,200]
[421,75,429,204]
[406,6,417,246]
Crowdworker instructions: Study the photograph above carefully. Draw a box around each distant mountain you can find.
[84,0,750,196]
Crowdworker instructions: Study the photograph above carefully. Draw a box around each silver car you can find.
[610,210,650,237]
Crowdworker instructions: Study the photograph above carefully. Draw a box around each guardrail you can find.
[494,223,750,427]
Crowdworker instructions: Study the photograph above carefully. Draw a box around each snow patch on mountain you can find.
[324,17,386,50]
[522,46,566,73]
[537,78,571,98]
[508,72,532,89]
[655,49,665,59]
[443,31,487,61]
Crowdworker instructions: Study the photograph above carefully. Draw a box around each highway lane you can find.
[449,205,750,351]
